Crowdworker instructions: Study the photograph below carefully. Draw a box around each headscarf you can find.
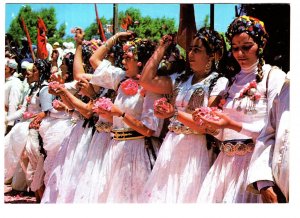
[226,15,269,48]
[195,27,225,58]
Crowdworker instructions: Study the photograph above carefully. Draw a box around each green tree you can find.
[7,5,64,46]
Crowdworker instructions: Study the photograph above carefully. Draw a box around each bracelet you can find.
[170,106,178,122]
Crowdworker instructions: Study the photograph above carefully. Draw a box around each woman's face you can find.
[26,65,39,83]
[231,32,259,68]
[122,53,139,78]
[188,38,210,74]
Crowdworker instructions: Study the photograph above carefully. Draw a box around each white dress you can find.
[39,82,77,185]
[139,72,223,203]
[5,85,54,191]
[247,77,289,201]
[89,60,163,203]
[197,64,286,203]
[72,117,112,203]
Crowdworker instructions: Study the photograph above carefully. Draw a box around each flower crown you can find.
[226,15,269,47]
[122,39,141,61]
[195,27,225,55]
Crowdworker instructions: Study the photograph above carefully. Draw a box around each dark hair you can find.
[176,27,226,91]
[82,44,94,74]
[226,16,269,83]
[136,39,156,68]
[34,59,51,84]
[63,52,74,82]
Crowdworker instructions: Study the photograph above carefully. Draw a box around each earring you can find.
[137,62,142,67]
[204,60,212,74]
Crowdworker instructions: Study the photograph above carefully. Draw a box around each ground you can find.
[4,184,37,204]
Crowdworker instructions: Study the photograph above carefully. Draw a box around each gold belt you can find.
[220,139,254,156]
[112,129,145,141]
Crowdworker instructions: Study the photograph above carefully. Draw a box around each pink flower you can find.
[123,44,130,51]
[26,96,31,103]
[92,97,113,114]
[49,81,63,90]
[254,92,261,101]
[120,79,139,96]
[193,107,222,125]
[23,111,33,119]
[154,97,169,111]
[126,52,133,58]
[52,99,61,108]
[249,80,257,88]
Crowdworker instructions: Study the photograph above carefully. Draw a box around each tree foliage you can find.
[7,5,177,46]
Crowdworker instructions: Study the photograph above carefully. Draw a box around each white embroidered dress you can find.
[89,60,163,203]
[197,64,286,203]
[140,72,224,203]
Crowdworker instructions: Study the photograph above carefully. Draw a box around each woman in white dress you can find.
[85,31,163,203]
[194,16,287,203]
[138,27,227,203]
[5,59,54,202]
[39,52,77,189]
[41,35,98,203]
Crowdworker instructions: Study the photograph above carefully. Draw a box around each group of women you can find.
[4,15,288,203]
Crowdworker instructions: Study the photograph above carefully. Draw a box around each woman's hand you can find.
[76,77,97,99]
[154,101,175,119]
[116,31,136,42]
[75,28,85,45]
[260,186,278,203]
[159,35,174,49]
[29,111,47,129]
[194,110,240,132]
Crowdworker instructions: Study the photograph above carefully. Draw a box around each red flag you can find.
[37,17,48,59]
[177,4,197,51]
[20,17,36,61]
[121,15,133,31]
[95,4,107,41]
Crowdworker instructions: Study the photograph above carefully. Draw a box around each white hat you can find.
[53,42,60,47]
[21,61,30,69]
[6,58,18,70]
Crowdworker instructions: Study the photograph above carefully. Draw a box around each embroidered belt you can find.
[95,122,113,133]
[112,129,145,141]
[220,139,254,156]
[168,123,200,135]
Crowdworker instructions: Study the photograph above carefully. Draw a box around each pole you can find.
[113,4,119,34]
[210,4,214,30]
[20,17,35,61]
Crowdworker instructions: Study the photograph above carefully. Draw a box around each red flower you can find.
[154,97,169,112]
[120,79,139,96]
[23,111,34,119]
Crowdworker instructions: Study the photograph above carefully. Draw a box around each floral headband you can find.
[226,15,269,47]
[195,27,225,55]
[122,39,140,60]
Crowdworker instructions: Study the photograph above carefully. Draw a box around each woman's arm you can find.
[73,28,86,81]
[55,86,93,119]
[139,35,174,94]
[89,31,133,70]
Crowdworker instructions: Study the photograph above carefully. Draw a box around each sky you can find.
[5,3,238,37]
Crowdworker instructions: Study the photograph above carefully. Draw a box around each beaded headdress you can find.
[122,38,155,65]
[225,15,269,47]
[195,27,225,56]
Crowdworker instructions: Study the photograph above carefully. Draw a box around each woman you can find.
[4,59,54,202]
[138,27,227,203]
[87,31,163,203]
[41,30,100,203]
[194,16,287,203]
[39,52,77,189]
